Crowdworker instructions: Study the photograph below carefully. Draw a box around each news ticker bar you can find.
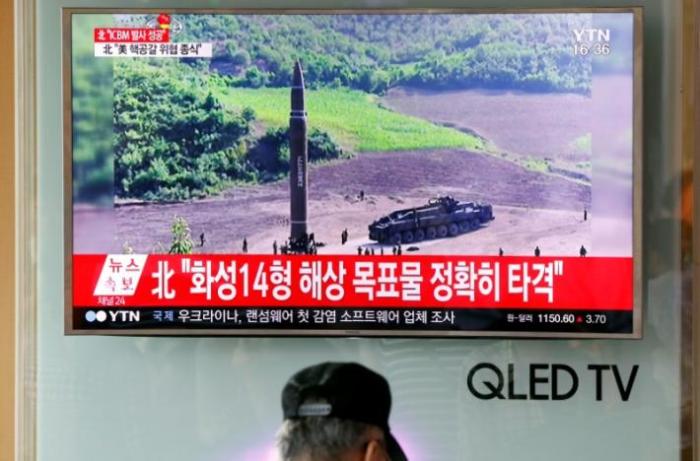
[72,307,632,334]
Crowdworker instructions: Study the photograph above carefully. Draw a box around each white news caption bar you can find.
[94,43,213,58]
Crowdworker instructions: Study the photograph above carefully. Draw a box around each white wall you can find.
[37,1,684,460]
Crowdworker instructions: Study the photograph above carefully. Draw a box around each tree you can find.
[225,44,250,66]
[244,66,268,88]
[113,60,255,201]
[169,216,194,254]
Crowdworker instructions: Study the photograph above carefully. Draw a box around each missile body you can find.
[289,61,308,243]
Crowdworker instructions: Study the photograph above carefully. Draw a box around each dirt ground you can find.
[74,81,622,257]
[71,148,593,256]
[383,84,592,163]
[248,200,591,257]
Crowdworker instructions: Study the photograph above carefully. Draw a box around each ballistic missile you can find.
[289,60,308,244]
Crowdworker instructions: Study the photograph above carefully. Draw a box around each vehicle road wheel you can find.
[448,223,459,236]
[402,230,415,244]
[470,219,480,230]
[437,225,448,238]
[414,228,425,242]
[426,227,437,240]
[390,233,401,245]
[459,221,471,233]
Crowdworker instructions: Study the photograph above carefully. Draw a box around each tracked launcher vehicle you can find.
[368,196,494,244]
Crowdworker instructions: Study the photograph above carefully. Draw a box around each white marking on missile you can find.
[297,156,304,188]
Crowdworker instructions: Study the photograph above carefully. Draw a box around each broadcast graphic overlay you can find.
[64,9,642,337]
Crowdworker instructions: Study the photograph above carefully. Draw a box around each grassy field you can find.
[213,86,485,153]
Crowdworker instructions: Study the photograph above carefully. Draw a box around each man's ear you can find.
[363,439,390,461]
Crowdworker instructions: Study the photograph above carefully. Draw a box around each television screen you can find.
[64,8,642,337]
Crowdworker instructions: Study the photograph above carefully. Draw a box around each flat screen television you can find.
[64,8,642,337]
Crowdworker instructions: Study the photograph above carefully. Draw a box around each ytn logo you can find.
[85,310,140,323]
[109,310,141,322]
[573,28,611,43]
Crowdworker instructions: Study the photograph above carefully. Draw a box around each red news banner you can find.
[73,255,633,311]
[94,27,170,43]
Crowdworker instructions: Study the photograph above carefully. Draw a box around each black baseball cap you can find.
[282,362,408,461]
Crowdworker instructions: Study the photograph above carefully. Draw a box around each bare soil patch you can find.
[72,148,591,256]
[383,87,592,164]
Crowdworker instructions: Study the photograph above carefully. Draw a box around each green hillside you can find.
[124,13,593,94]
[214,85,485,152]
[75,12,604,202]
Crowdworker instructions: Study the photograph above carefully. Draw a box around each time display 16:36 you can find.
[573,43,611,56]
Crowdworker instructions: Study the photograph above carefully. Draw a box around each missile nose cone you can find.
[291,61,306,115]
[293,60,305,88]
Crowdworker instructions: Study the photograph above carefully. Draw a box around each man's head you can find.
[278,362,407,461]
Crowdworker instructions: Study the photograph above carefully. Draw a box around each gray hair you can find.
[277,416,376,461]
